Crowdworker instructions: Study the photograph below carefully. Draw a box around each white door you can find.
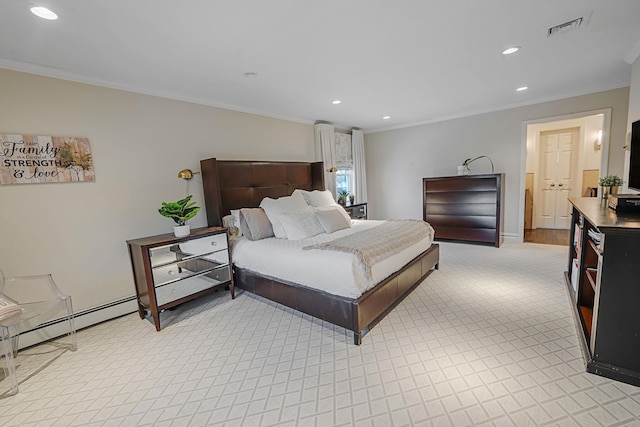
[537,128,578,229]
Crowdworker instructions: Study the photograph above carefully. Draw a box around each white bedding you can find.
[231,220,435,299]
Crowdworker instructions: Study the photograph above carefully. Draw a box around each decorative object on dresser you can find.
[597,174,623,199]
[200,158,439,345]
[566,197,640,387]
[458,155,495,176]
[158,195,201,237]
[423,173,504,247]
[344,202,367,219]
[127,227,233,331]
[337,190,350,206]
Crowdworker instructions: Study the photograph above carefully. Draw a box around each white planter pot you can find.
[173,224,190,238]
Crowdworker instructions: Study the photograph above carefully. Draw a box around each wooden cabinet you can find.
[344,202,367,219]
[127,227,233,330]
[423,174,504,247]
[567,198,640,387]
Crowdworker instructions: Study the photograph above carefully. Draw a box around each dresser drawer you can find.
[346,203,367,219]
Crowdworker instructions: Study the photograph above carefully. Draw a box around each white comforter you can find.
[231,220,434,299]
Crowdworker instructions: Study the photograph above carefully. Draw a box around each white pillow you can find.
[293,189,338,207]
[279,209,325,240]
[315,207,352,233]
[259,192,310,239]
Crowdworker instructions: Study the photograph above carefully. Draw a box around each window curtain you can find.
[314,123,336,196]
[352,129,367,204]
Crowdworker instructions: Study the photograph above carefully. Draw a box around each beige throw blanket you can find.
[304,220,434,281]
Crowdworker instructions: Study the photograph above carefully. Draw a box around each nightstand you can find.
[344,202,367,219]
[127,227,233,330]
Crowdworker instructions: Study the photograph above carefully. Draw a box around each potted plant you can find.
[349,194,355,206]
[158,195,201,237]
[598,175,624,198]
[337,190,349,206]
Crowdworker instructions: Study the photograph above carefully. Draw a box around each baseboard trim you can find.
[503,232,520,243]
[17,296,138,350]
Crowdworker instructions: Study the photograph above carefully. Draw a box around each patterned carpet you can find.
[1,242,639,426]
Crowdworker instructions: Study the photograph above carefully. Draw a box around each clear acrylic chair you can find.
[0,269,77,396]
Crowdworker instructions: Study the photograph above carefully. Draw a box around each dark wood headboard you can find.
[200,158,325,226]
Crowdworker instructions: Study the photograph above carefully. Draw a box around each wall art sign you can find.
[1,134,95,185]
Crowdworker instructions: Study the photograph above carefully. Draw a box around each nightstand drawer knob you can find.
[211,241,217,246]
[168,270,176,275]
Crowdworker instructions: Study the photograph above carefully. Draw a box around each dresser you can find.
[127,227,233,330]
[344,202,367,219]
[566,198,640,386]
[423,174,504,247]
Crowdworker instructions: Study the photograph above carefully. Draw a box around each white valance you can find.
[334,133,353,169]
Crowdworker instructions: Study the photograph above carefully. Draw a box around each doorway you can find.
[523,111,609,245]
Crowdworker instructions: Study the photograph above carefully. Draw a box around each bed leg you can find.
[434,262,440,270]
[353,332,362,346]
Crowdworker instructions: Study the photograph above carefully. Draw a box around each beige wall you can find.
[0,69,314,318]
[364,87,630,241]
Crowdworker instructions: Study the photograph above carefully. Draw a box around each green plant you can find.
[158,195,200,226]
[337,190,349,204]
[598,175,624,187]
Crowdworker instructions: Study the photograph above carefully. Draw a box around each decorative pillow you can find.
[293,189,338,207]
[239,208,274,241]
[222,214,241,237]
[279,209,325,240]
[314,204,352,223]
[230,209,243,236]
[315,207,352,233]
[259,192,310,239]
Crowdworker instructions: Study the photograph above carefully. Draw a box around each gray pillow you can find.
[239,208,274,241]
[315,207,352,233]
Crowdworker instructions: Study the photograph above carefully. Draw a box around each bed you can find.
[200,157,440,345]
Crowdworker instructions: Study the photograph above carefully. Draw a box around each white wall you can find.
[365,88,629,241]
[0,69,314,320]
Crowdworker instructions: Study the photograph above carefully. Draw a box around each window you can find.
[336,168,354,197]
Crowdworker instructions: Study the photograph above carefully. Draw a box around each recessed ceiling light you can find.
[382,116,390,120]
[30,6,58,20]
[516,86,529,92]
[502,46,520,55]
[332,100,341,105]
[243,72,258,78]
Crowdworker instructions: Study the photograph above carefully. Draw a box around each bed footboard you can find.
[235,244,439,345]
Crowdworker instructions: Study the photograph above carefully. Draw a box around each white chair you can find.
[0,269,77,396]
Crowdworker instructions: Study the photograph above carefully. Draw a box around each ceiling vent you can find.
[546,17,585,37]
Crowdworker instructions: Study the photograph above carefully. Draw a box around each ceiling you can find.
[1,1,640,132]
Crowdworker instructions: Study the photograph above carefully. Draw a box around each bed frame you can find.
[200,157,440,345]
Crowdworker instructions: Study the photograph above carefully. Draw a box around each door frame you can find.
[519,108,612,242]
